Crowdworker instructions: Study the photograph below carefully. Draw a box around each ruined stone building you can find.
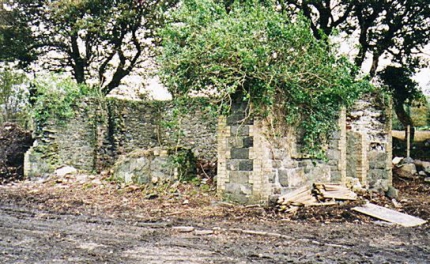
[24,94,392,204]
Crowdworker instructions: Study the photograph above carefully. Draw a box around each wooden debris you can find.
[172,226,195,232]
[352,202,427,227]
[276,182,360,213]
[313,183,357,201]
[277,186,312,205]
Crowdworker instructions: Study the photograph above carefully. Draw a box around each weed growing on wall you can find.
[158,0,373,158]
[31,75,100,128]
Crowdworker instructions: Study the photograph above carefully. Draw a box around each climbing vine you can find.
[158,0,373,157]
[31,75,100,127]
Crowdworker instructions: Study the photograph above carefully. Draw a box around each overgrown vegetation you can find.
[31,75,99,128]
[158,0,372,157]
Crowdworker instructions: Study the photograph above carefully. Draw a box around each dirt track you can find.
[1,203,429,264]
[0,175,429,263]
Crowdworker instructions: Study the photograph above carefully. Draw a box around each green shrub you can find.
[158,0,372,157]
[31,75,99,127]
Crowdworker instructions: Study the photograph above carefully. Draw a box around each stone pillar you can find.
[327,108,347,183]
[347,94,392,192]
[217,100,259,204]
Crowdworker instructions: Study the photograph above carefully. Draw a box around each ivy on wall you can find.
[31,75,100,129]
[158,0,373,157]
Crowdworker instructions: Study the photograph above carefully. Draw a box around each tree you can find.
[0,0,177,95]
[278,0,430,77]
[0,1,34,65]
[158,0,370,157]
[278,0,430,142]
[378,66,425,141]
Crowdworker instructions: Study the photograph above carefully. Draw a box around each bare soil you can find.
[0,171,429,263]
[392,130,430,142]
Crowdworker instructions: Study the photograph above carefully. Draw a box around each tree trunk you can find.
[394,101,415,143]
[70,34,86,84]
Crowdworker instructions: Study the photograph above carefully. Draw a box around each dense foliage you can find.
[31,75,97,128]
[0,0,177,95]
[158,0,371,157]
[379,66,427,140]
[276,0,430,137]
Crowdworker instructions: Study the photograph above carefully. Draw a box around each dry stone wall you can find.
[24,98,105,177]
[106,98,217,164]
[24,97,217,178]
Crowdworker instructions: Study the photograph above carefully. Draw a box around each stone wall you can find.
[24,92,392,204]
[346,93,392,191]
[106,99,217,165]
[25,98,105,178]
[25,97,217,177]
[217,105,346,204]
[217,94,392,204]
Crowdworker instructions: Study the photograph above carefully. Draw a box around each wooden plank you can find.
[352,203,427,227]
[306,201,337,207]
[320,190,357,200]
[277,186,311,204]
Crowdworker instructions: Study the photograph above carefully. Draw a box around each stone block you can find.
[369,169,390,181]
[230,125,250,136]
[226,113,253,125]
[272,149,287,160]
[368,151,388,169]
[226,159,240,170]
[239,160,253,171]
[327,149,341,160]
[282,159,298,168]
[386,186,399,199]
[268,171,276,183]
[229,171,250,184]
[328,140,339,149]
[287,168,306,187]
[272,160,281,169]
[228,137,244,148]
[278,169,289,187]
[330,171,342,182]
[299,159,314,167]
[242,137,254,148]
[224,183,252,204]
[227,159,253,171]
[419,161,430,174]
[369,179,389,193]
[330,131,341,140]
[306,164,331,182]
[394,164,416,178]
[230,148,249,159]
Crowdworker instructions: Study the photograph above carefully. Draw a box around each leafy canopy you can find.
[158,0,371,156]
[278,0,430,77]
[0,0,177,95]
